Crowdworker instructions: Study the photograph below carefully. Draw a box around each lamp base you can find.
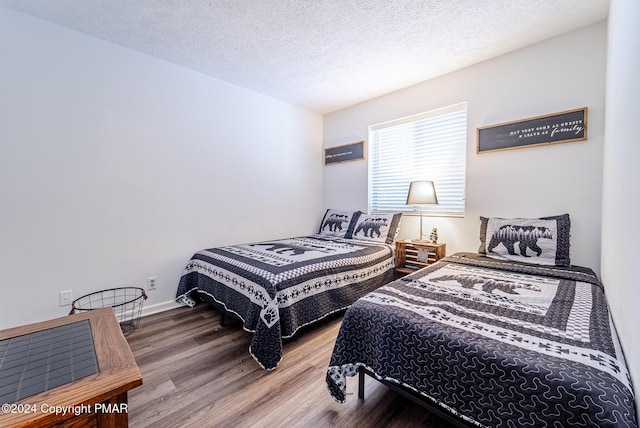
[411,239,433,244]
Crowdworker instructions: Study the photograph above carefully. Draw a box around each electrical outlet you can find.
[147,276,157,290]
[59,290,73,307]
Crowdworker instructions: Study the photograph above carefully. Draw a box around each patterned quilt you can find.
[176,234,394,370]
[326,253,638,428]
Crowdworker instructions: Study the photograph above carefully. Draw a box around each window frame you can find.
[367,102,467,218]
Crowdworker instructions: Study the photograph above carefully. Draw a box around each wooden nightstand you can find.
[395,240,446,277]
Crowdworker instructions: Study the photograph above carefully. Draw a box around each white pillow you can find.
[318,209,360,238]
[346,212,402,244]
[478,214,571,266]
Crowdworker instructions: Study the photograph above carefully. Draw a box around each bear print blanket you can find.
[176,234,394,370]
[326,253,638,428]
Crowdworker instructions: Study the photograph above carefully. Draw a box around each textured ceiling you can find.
[0,0,609,113]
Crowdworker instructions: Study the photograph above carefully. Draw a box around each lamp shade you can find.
[406,181,438,205]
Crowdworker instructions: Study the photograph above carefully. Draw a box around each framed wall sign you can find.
[477,107,588,154]
[324,140,366,165]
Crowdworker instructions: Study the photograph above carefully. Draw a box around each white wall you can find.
[324,22,607,273]
[602,0,640,413]
[0,8,323,329]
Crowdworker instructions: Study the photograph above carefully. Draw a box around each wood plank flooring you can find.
[126,304,455,428]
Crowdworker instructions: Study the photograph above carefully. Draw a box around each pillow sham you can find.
[479,214,571,266]
[318,209,360,238]
[346,212,402,244]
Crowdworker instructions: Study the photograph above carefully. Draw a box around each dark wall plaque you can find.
[324,140,366,165]
[477,107,587,154]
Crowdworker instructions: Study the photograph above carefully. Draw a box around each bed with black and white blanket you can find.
[326,253,638,427]
[176,234,394,370]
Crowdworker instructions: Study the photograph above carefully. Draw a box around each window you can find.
[368,102,467,217]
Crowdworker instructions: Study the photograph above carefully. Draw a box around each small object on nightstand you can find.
[429,228,438,243]
[395,239,446,278]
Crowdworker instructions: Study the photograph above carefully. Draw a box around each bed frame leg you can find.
[358,367,365,399]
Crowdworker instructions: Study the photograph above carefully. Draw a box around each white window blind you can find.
[368,102,467,217]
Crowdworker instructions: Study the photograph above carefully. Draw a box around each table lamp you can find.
[406,180,438,242]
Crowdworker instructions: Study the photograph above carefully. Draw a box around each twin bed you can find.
[327,214,638,427]
[176,211,638,427]
[326,252,637,427]
[175,209,401,370]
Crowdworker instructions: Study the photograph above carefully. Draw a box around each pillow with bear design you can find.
[318,209,360,238]
[346,212,402,244]
[478,214,571,266]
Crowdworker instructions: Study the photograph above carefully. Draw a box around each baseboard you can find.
[140,299,186,318]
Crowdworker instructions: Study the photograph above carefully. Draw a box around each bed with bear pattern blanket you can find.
[176,234,394,370]
[326,253,638,427]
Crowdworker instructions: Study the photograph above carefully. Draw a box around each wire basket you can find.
[69,287,148,336]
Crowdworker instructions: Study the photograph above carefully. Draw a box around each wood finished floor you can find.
[126,305,455,428]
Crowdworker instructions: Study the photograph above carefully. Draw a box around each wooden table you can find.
[395,240,446,277]
[0,308,142,427]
